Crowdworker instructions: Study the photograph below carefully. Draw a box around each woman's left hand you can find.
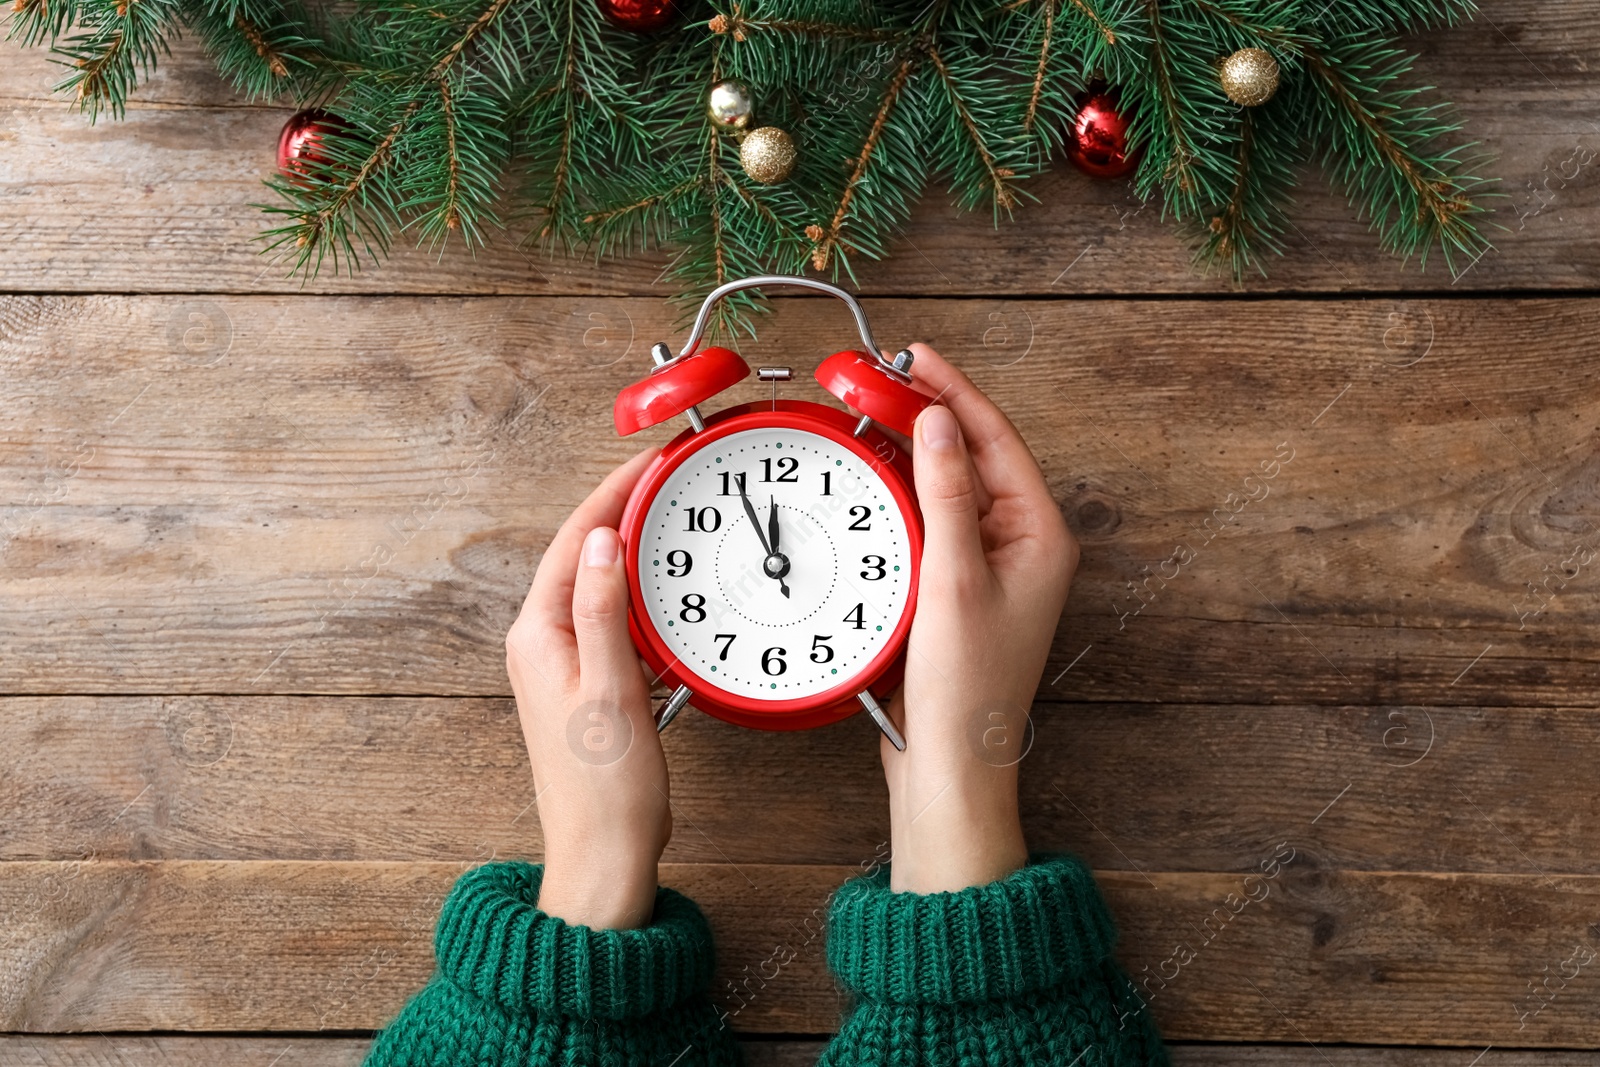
[504,449,669,929]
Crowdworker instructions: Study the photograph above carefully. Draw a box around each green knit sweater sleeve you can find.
[361,861,743,1067]
[820,853,1170,1067]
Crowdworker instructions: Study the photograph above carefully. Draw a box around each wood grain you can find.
[0,0,1597,296]
[1,1037,1597,1067]
[2,860,1599,1045]
[2,697,1596,877]
[1,295,1596,703]
[1,0,1595,1052]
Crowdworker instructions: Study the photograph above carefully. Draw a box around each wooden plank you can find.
[2,1038,1596,1066]
[2,1039,1599,1067]
[2,861,1599,1044]
[0,1037,371,1067]
[0,695,888,867]
[0,861,848,1034]
[1,0,1597,295]
[3,697,1598,877]
[1167,1055,1600,1067]
[1,294,1597,704]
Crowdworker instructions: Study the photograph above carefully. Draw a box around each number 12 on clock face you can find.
[636,425,914,705]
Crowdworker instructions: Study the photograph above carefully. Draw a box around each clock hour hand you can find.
[766,495,790,599]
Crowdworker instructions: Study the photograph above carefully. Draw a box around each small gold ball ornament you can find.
[1219,47,1280,107]
[708,79,755,131]
[739,126,797,184]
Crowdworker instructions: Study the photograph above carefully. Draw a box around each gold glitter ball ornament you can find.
[1219,47,1280,107]
[739,126,797,184]
[707,79,754,131]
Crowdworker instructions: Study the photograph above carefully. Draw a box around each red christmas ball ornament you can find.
[276,109,349,183]
[597,0,679,33]
[1065,86,1140,180]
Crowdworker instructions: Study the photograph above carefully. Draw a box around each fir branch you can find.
[1120,0,1237,219]
[400,77,508,248]
[519,0,660,252]
[233,11,289,77]
[535,0,581,241]
[262,100,418,274]
[1043,0,1142,87]
[47,0,181,119]
[7,0,81,47]
[70,26,128,106]
[812,52,916,270]
[438,78,462,230]
[1303,41,1486,263]
[1194,99,1298,278]
[1187,0,1306,54]
[709,6,902,43]
[1007,0,1137,161]
[12,0,1494,315]
[1021,0,1053,134]
[163,0,325,100]
[1210,107,1257,255]
[428,0,512,80]
[1306,47,1433,195]
[1141,0,1198,199]
[327,105,418,229]
[516,81,563,118]
[926,45,1019,209]
[584,176,700,228]
[1311,0,1475,35]
[1066,0,1117,45]
[706,128,728,286]
[722,170,798,234]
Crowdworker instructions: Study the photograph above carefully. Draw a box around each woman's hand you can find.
[885,345,1079,894]
[504,449,669,929]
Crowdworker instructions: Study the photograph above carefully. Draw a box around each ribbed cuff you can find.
[433,862,715,1020]
[827,853,1119,1005]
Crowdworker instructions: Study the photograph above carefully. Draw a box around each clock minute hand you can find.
[734,474,789,598]
[736,473,773,556]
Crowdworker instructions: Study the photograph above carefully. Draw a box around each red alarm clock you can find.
[613,276,936,749]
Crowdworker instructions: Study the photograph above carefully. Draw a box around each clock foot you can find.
[857,690,905,751]
[656,684,693,733]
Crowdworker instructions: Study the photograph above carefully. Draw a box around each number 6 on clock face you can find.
[620,403,922,732]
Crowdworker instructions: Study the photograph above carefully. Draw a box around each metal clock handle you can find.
[648,275,916,435]
[671,275,909,381]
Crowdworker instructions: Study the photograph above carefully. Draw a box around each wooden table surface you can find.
[2,2,1599,1062]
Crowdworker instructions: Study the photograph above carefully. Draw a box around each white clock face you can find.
[637,425,914,701]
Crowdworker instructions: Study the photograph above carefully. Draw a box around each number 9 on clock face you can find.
[622,409,921,730]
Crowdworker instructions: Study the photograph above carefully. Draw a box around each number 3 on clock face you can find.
[628,417,918,724]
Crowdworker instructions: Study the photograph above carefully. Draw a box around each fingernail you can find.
[921,405,960,451]
[583,527,619,567]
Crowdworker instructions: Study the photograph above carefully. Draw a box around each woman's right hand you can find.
[882,345,1079,894]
